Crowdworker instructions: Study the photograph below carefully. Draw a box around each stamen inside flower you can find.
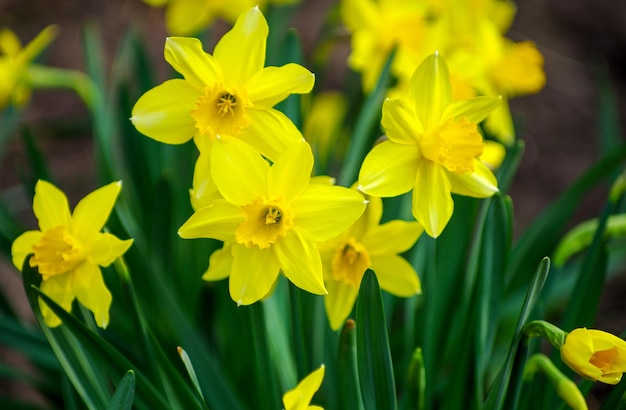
[191,85,249,137]
[30,226,86,279]
[419,116,484,174]
[590,347,619,373]
[331,238,371,288]
[236,198,293,249]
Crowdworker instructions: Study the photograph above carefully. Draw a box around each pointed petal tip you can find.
[236,299,243,307]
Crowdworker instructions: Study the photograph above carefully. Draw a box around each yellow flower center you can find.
[29,225,86,279]
[236,198,294,249]
[191,85,250,138]
[419,116,484,174]
[590,347,619,373]
[331,238,371,288]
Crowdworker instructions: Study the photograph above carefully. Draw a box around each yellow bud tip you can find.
[177,346,183,355]
[237,299,243,307]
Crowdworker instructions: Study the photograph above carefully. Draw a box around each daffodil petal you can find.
[202,243,233,281]
[72,262,111,328]
[283,365,325,410]
[362,220,423,256]
[324,279,358,330]
[274,228,326,295]
[246,64,315,108]
[71,181,121,242]
[410,53,452,130]
[238,108,303,162]
[480,140,507,170]
[130,79,200,144]
[39,273,74,328]
[20,25,58,64]
[484,98,515,145]
[87,233,133,267]
[370,255,421,296]
[412,161,453,238]
[293,185,366,241]
[165,1,218,37]
[561,328,603,381]
[358,140,420,197]
[11,231,41,270]
[441,96,501,124]
[190,151,221,210]
[214,7,267,86]
[352,194,383,239]
[33,180,72,231]
[381,97,422,144]
[268,139,312,202]
[229,243,280,305]
[447,159,499,198]
[178,199,242,242]
[164,37,222,88]
[211,136,268,205]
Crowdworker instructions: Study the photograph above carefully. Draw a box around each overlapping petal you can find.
[165,1,218,37]
[39,273,74,328]
[292,185,366,241]
[214,7,268,86]
[410,53,451,130]
[441,96,502,124]
[178,200,242,241]
[411,161,453,238]
[72,181,121,241]
[164,37,222,88]
[11,231,42,270]
[33,180,71,231]
[202,243,233,281]
[268,139,312,202]
[190,151,221,210]
[324,279,358,330]
[283,365,325,410]
[238,108,303,162]
[371,255,421,297]
[72,262,112,328]
[381,97,422,144]
[361,220,423,256]
[358,141,420,197]
[86,233,133,267]
[130,79,200,144]
[447,159,499,198]
[229,243,280,305]
[210,136,268,205]
[247,64,314,108]
[274,228,326,295]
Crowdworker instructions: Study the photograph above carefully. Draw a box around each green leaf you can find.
[107,370,135,410]
[356,269,397,410]
[337,319,364,410]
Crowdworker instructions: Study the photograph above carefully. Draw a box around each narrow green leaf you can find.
[356,269,397,410]
[177,347,205,403]
[494,139,525,194]
[337,319,364,410]
[107,370,135,410]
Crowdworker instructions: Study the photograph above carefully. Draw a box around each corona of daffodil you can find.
[0,25,57,109]
[178,137,366,305]
[358,53,500,238]
[561,328,626,385]
[11,180,133,328]
[282,365,325,410]
[319,192,422,330]
[131,7,314,161]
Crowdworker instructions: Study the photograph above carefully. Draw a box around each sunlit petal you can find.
[164,37,222,88]
[39,273,74,328]
[72,181,121,242]
[178,200,242,242]
[362,220,423,256]
[190,151,222,210]
[268,139,312,202]
[229,243,280,305]
[214,7,267,86]
[324,279,358,330]
[410,53,452,130]
[11,231,42,270]
[358,141,420,197]
[371,255,421,297]
[283,365,325,410]
[292,185,366,241]
[381,97,422,144]
[447,159,499,198]
[274,228,326,295]
[33,180,72,231]
[72,263,112,328]
[484,97,515,145]
[247,64,315,108]
[238,108,303,162]
[202,243,233,281]
[130,79,200,144]
[165,1,218,37]
[412,161,453,238]
[441,96,501,124]
[86,233,133,267]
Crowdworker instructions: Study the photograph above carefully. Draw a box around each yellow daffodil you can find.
[358,53,500,238]
[282,365,325,410]
[319,192,422,330]
[142,0,220,36]
[480,140,506,170]
[11,180,133,328]
[0,25,57,109]
[561,328,626,385]
[131,7,314,162]
[178,137,366,305]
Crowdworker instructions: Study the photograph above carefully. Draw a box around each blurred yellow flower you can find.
[131,7,314,162]
[480,140,506,170]
[178,138,366,305]
[561,328,626,385]
[358,54,500,237]
[0,25,57,109]
[11,181,133,328]
[282,365,325,410]
[319,192,422,330]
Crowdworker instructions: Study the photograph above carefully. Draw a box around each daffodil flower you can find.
[319,192,422,330]
[0,25,57,109]
[11,180,133,328]
[178,137,366,305]
[282,365,325,410]
[358,53,500,238]
[131,7,314,162]
[561,328,626,385]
